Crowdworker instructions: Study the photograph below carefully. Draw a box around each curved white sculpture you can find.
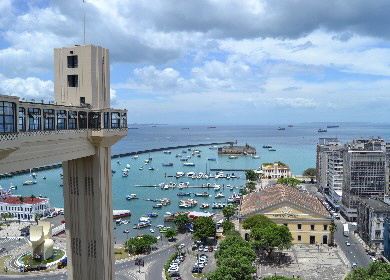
[28,221,54,260]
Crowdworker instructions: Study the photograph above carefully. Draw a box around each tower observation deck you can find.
[0,45,128,280]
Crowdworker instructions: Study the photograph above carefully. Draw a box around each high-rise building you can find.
[316,138,340,193]
[0,44,128,280]
[340,138,388,221]
[326,149,343,210]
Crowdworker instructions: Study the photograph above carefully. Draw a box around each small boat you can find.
[269,148,276,151]
[327,125,339,128]
[133,155,139,159]
[133,222,151,229]
[163,150,171,154]
[42,176,46,179]
[126,164,131,169]
[318,129,327,132]
[177,192,191,196]
[175,154,181,157]
[122,172,128,177]
[153,204,163,209]
[200,203,209,209]
[215,192,225,198]
[228,156,238,159]
[126,194,139,200]
[288,125,293,127]
[111,170,116,174]
[278,127,285,130]
[150,229,155,233]
[117,160,121,164]
[23,181,37,185]
[194,192,210,197]
[31,173,37,178]
[113,210,131,219]
[147,212,158,217]
[263,145,272,148]
[214,185,221,191]
[207,158,217,161]
[209,146,218,149]
[139,166,143,170]
[208,126,216,128]
[162,162,173,166]
[183,162,195,166]
[148,167,155,170]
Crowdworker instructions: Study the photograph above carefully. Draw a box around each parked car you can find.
[192,267,203,273]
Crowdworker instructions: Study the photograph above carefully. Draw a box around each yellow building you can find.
[261,162,292,179]
[240,184,333,245]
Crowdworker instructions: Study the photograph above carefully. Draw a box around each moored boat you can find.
[126,194,139,200]
[162,162,173,166]
[113,210,131,219]
[23,180,37,185]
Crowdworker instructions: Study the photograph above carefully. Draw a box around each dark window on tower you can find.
[68,111,78,129]
[67,55,78,68]
[68,75,78,87]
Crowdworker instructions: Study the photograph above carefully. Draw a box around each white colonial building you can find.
[261,162,292,179]
[0,195,50,221]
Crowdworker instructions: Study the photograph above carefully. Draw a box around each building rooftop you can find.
[1,196,46,205]
[240,184,330,217]
[360,199,390,212]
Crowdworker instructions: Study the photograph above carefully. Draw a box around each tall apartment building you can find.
[326,150,343,209]
[357,198,390,252]
[340,138,388,221]
[316,138,340,193]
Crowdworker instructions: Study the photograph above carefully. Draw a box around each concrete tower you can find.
[0,44,127,280]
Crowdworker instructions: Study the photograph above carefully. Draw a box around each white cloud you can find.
[0,74,53,100]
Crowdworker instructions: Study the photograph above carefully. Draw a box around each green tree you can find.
[164,229,177,241]
[34,213,41,224]
[221,220,234,235]
[30,195,36,202]
[173,213,190,233]
[250,223,293,257]
[125,235,157,254]
[303,168,316,178]
[222,205,235,220]
[192,217,216,242]
[277,178,301,187]
[239,188,248,196]
[245,170,259,182]
[245,182,256,192]
[1,213,12,222]
[329,220,337,246]
[345,262,390,280]
[18,196,25,203]
[242,214,273,230]
[214,256,255,280]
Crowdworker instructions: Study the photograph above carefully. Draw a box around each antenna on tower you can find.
[83,0,86,44]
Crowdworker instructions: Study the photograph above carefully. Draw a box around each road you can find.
[333,220,372,269]
[0,234,193,280]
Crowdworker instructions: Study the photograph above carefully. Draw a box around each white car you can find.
[346,241,351,246]
[168,267,179,272]
[371,257,377,262]
[203,246,209,252]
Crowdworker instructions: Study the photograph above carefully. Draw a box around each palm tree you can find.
[34,213,41,225]
[30,195,36,202]
[329,220,337,246]
[18,196,25,203]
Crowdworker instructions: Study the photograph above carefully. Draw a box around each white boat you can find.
[183,162,195,166]
[215,192,225,198]
[122,168,130,172]
[139,166,143,170]
[31,173,37,178]
[214,185,221,191]
[209,146,218,149]
[139,216,151,223]
[126,194,139,200]
[176,172,185,177]
[126,164,131,169]
[252,155,260,159]
[133,155,139,159]
[150,228,155,233]
[228,156,238,159]
[23,180,37,185]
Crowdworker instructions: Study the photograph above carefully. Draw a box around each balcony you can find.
[0,96,128,172]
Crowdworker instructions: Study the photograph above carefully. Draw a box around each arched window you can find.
[0,101,16,133]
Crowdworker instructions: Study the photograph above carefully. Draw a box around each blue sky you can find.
[1,0,390,124]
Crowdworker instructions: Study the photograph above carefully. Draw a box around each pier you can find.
[0,141,234,178]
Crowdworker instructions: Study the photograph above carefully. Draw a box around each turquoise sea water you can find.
[1,123,390,241]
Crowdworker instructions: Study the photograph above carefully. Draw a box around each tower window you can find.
[67,55,78,68]
[68,75,78,87]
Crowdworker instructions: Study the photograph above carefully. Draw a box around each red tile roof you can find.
[240,184,331,217]
[1,196,46,205]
